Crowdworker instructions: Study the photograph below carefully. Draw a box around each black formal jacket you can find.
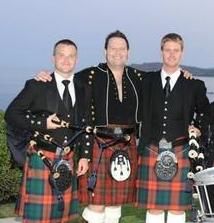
[209,102,214,142]
[76,63,145,127]
[4,73,91,159]
[141,70,210,146]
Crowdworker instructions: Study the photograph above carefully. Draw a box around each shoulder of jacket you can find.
[24,78,41,88]
[183,76,205,85]
[75,65,98,85]
[126,66,145,81]
[25,76,56,88]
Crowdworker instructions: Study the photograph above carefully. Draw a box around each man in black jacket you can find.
[136,33,210,223]
[5,39,90,223]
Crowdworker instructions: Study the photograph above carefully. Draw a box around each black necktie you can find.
[62,80,72,111]
[164,76,171,98]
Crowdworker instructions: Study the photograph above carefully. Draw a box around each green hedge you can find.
[0,111,22,202]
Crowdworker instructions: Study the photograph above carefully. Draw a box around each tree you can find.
[0,111,22,202]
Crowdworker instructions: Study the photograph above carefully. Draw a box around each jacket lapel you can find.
[46,73,62,114]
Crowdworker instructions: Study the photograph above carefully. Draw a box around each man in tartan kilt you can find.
[5,39,90,223]
[136,33,210,223]
[77,30,144,223]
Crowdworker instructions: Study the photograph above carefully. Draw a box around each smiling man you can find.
[4,39,90,223]
[77,30,144,223]
[136,33,210,223]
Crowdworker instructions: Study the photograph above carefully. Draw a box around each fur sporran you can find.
[49,159,72,192]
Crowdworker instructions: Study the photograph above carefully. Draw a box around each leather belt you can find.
[35,140,73,153]
[96,126,135,136]
[152,137,188,148]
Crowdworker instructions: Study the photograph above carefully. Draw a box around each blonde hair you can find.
[161,33,184,51]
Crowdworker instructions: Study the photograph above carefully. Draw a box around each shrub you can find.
[0,111,22,202]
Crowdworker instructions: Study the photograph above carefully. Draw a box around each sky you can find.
[0,0,214,109]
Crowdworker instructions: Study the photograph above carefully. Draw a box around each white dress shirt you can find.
[161,68,181,91]
[54,72,76,106]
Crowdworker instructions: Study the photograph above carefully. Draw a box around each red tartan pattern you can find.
[136,143,193,211]
[78,135,137,205]
[16,148,79,223]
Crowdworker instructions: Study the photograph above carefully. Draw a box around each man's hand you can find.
[46,113,61,129]
[76,158,89,176]
[182,69,193,80]
[188,125,201,137]
[34,70,52,82]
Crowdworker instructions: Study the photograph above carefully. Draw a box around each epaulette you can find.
[126,66,144,81]
[76,66,96,84]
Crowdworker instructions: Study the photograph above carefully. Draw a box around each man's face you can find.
[53,44,77,76]
[161,40,183,70]
[105,37,129,69]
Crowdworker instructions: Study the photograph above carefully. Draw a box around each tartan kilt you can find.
[15,148,79,223]
[136,142,193,211]
[78,135,137,205]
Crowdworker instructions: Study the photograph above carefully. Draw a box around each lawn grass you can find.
[0,203,144,222]
[0,203,16,218]
[0,202,196,222]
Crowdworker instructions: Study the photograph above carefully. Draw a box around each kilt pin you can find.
[16,148,79,223]
[136,143,193,211]
[79,134,138,205]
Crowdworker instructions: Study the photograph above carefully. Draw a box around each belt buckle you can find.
[114,127,122,134]
[159,138,172,150]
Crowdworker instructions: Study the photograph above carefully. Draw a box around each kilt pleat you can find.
[15,149,79,223]
[136,143,193,211]
[78,135,137,205]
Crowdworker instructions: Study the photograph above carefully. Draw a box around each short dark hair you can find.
[53,39,77,55]
[161,33,184,51]
[104,30,129,50]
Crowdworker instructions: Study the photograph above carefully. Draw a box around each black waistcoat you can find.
[150,75,186,142]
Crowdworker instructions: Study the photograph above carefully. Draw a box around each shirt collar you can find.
[161,68,181,89]
[54,71,74,85]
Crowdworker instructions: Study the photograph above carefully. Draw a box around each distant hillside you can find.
[131,62,214,76]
